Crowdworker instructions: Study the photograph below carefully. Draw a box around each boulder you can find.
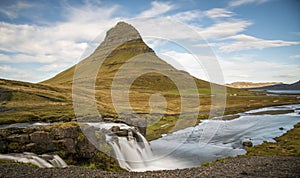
[30,131,51,143]
[55,138,76,154]
[7,134,29,143]
[242,140,253,147]
[115,129,129,137]
[110,126,120,132]
[50,126,78,139]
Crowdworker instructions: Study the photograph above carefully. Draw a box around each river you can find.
[141,104,300,171]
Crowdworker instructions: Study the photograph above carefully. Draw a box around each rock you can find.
[56,139,76,154]
[104,116,147,136]
[0,122,121,170]
[109,126,129,137]
[242,140,253,147]
[7,134,29,143]
[109,126,120,132]
[279,127,284,130]
[30,131,51,143]
[115,129,129,137]
[24,143,36,151]
[50,126,78,139]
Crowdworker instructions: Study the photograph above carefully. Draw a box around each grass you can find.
[245,122,300,156]
[0,160,38,168]
[201,157,231,167]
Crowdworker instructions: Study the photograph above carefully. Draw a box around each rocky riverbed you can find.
[0,156,299,177]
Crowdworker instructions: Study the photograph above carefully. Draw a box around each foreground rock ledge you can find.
[0,122,123,171]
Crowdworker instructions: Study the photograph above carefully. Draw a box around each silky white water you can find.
[0,152,67,168]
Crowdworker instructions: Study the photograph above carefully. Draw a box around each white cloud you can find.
[169,10,202,22]
[229,0,269,7]
[0,65,19,73]
[0,2,123,82]
[0,1,33,19]
[138,1,175,18]
[0,65,43,82]
[218,34,300,53]
[158,50,225,83]
[290,54,300,59]
[198,20,252,39]
[219,56,300,83]
[204,8,234,19]
[37,63,70,72]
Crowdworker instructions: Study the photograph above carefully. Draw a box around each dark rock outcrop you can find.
[242,140,253,147]
[0,123,122,170]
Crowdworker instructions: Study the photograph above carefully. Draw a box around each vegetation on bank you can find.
[199,121,300,168]
[245,122,300,156]
[0,160,38,168]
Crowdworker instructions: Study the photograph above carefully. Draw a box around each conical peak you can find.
[101,21,142,47]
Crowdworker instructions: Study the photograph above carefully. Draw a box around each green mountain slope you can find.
[0,79,73,124]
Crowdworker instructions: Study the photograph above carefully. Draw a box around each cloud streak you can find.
[198,20,252,40]
[138,1,175,18]
[0,1,33,19]
[204,8,234,19]
[218,34,300,52]
[229,0,269,7]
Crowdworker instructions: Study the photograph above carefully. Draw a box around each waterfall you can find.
[90,122,154,171]
[0,152,67,168]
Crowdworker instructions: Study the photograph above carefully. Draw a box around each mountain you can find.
[41,22,228,115]
[226,82,282,89]
[252,80,300,90]
[42,22,209,90]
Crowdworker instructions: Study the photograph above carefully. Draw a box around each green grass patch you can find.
[201,157,231,167]
[0,160,38,168]
[245,122,300,156]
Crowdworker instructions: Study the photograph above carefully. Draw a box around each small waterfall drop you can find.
[90,122,154,171]
[0,152,67,168]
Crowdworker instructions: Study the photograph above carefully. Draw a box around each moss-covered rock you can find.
[0,122,124,171]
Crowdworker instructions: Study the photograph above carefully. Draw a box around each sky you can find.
[0,0,299,84]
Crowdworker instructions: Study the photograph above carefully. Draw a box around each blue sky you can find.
[0,0,299,84]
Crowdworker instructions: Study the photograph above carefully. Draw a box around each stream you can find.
[146,104,300,171]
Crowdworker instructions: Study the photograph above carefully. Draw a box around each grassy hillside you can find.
[0,79,73,124]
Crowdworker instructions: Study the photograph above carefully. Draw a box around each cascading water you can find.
[89,122,154,171]
[106,130,153,170]
[0,152,67,168]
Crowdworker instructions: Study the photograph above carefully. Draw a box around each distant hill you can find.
[252,80,300,90]
[226,82,281,89]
